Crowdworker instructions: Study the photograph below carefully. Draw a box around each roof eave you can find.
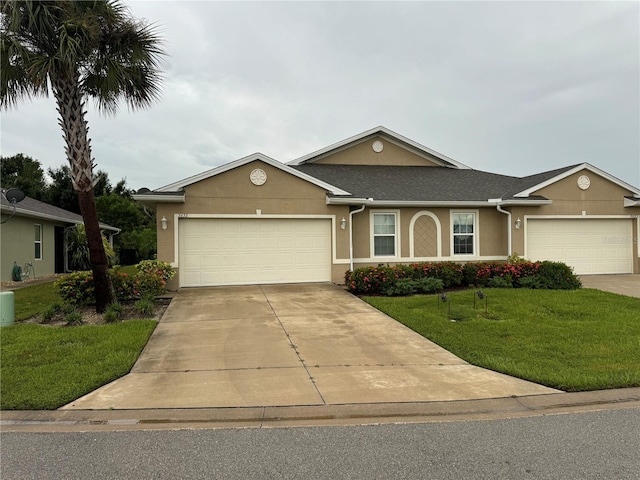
[326,198,553,207]
[131,194,186,204]
[0,205,120,231]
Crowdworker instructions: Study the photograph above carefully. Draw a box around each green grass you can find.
[0,321,157,409]
[12,282,62,321]
[364,288,640,392]
[118,265,137,276]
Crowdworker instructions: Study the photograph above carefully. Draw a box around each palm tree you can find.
[1,1,164,312]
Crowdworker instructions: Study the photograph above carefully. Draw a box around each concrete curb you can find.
[2,388,639,432]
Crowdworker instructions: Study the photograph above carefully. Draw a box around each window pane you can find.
[453,214,474,234]
[374,236,395,256]
[453,235,474,255]
[34,225,41,241]
[374,214,395,235]
[35,243,41,259]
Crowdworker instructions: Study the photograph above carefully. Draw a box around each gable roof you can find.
[287,126,472,170]
[153,152,351,196]
[0,195,119,231]
[512,163,640,198]
[292,164,550,205]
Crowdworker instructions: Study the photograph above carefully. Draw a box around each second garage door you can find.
[526,218,633,275]
[179,218,331,287]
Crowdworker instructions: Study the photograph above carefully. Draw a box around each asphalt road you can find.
[2,408,638,479]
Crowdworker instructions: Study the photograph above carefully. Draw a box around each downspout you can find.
[495,203,512,256]
[349,204,368,272]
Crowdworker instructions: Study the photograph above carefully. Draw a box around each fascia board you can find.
[131,194,185,203]
[288,126,471,169]
[514,163,640,198]
[624,197,640,207]
[326,198,551,207]
[156,153,351,196]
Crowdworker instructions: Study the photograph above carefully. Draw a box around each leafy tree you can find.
[0,153,47,200]
[46,165,112,214]
[46,165,80,213]
[1,1,165,312]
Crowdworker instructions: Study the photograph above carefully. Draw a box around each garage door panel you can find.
[527,219,632,275]
[179,218,331,287]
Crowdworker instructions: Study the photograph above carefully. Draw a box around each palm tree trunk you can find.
[52,71,114,313]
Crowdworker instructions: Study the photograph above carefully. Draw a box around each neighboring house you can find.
[0,195,120,283]
[133,126,640,289]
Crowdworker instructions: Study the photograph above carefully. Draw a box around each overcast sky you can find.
[1,0,639,191]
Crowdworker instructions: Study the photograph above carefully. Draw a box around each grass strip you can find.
[364,288,640,392]
[1,320,157,409]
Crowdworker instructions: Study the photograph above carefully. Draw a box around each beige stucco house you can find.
[134,127,640,289]
[0,196,119,283]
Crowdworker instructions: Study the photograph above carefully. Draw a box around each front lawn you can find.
[364,289,640,391]
[12,282,62,321]
[0,321,157,409]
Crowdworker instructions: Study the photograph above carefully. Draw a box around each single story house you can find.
[133,126,640,289]
[0,195,120,283]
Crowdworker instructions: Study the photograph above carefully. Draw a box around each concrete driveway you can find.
[580,274,640,298]
[63,284,557,410]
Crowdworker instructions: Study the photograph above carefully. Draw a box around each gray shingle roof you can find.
[1,195,119,231]
[291,164,580,202]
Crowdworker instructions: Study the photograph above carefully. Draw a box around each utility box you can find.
[0,291,15,326]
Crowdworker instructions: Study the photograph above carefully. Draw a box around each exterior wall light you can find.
[161,216,168,230]
[340,217,347,230]
[515,218,522,230]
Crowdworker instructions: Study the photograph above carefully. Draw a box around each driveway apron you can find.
[63,284,557,410]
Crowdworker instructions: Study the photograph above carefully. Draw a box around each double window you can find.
[452,212,475,255]
[373,213,397,256]
[34,224,42,260]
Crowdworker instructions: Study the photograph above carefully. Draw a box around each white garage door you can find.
[179,218,331,287]
[526,219,633,275]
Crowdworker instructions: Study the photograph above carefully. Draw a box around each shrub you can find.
[65,309,83,326]
[104,302,124,323]
[415,277,444,294]
[535,261,582,290]
[41,303,61,323]
[345,259,579,295]
[134,260,175,297]
[516,276,543,289]
[383,278,417,297]
[135,295,156,316]
[486,274,514,288]
[66,224,115,270]
[110,267,136,301]
[56,260,176,305]
[55,271,95,305]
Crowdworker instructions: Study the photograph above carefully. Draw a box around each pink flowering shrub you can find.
[345,259,579,295]
[56,261,176,305]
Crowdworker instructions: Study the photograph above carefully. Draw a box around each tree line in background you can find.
[1,153,156,264]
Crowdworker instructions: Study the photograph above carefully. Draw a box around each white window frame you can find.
[450,210,478,257]
[370,210,400,258]
[34,224,42,260]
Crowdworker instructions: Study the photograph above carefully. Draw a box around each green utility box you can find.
[0,291,15,326]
